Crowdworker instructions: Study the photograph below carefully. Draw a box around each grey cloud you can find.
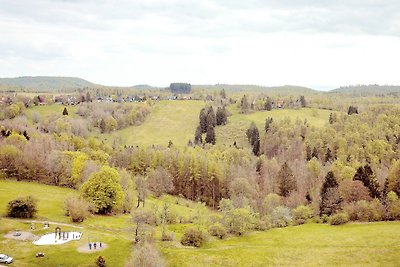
[1,0,399,37]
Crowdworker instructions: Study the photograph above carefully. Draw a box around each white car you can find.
[0,254,13,264]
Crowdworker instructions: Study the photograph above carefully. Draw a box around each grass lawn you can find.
[0,180,132,267]
[25,104,79,120]
[108,100,205,147]
[1,180,400,266]
[159,222,400,267]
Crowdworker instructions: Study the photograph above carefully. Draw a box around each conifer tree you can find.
[264,97,272,111]
[264,117,273,133]
[306,145,312,161]
[205,124,216,145]
[325,147,332,163]
[354,165,381,199]
[278,162,297,197]
[320,171,341,215]
[312,147,319,159]
[299,95,307,107]
[199,108,208,133]
[240,95,250,112]
[194,126,203,145]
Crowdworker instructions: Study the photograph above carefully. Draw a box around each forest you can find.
[1,86,400,266]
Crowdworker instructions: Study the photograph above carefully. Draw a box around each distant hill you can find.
[330,85,400,95]
[0,76,98,91]
[193,84,318,94]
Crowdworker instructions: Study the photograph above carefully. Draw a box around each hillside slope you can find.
[0,76,97,91]
[331,85,400,95]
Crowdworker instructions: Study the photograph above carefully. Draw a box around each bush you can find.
[208,223,227,239]
[292,205,314,225]
[127,242,165,267]
[329,213,349,225]
[386,191,400,220]
[343,200,384,222]
[270,206,292,228]
[96,256,106,267]
[7,196,37,218]
[64,197,93,223]
[181,228,206,247]
[161,232,174,241]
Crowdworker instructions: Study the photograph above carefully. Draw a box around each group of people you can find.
[88,242,102,250]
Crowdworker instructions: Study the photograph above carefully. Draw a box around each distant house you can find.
[0,96,12,105]
[38,95,47,105]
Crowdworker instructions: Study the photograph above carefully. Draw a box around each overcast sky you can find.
[1,0,399,89]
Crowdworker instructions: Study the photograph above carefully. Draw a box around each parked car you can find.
[0,254,13,264]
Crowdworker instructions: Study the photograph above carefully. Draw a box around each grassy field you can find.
[108,100,205,147]
[109,101,333,147]
[1,180,400,266]
[0,180,132,267]
[159,222,400,267]
[20,102,333,148]
[25,104,79,120]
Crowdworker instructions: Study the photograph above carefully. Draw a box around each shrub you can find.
[386,191,400,220]
[64,197,93,223]
[270,206,292,227]
[181,228,206,247]
[343,200,384,222]
[161,232,174,241]
[96,256,106,267]
[292,205,314,225]
[208,223,227,239]
[7,196,37,218]
[329,213,349,225]
[127,242,165,267]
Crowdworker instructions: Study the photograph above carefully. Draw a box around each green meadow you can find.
[107,100,205,147]
[1,180,400,266]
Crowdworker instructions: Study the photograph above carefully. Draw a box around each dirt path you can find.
[14,219,84,229]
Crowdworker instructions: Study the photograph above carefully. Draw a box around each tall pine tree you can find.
[278,162,297,197]
[320,171,341,216]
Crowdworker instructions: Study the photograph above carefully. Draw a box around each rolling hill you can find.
[330,85,400,95]
[0,76,98,91]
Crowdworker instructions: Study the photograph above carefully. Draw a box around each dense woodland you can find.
[1,87,400,255]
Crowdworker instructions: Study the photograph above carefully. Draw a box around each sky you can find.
[1,0,400,89]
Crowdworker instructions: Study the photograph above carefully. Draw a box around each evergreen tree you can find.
[264,117,272,133]
[246,122,259,147]
[320,171,341,216]
[100,118,106,133]
[216,107,227,125]
[348,105,359,115]
[86,91,92,102]
[264,97,272,111]
[306,145,312,161]
[194,126,203,145]
[252,139,260,156]
[325,147,332,163]
[206,107,216,127]
[277,162,297,197]
[329,113,337,124]
[199,108,208,133]
[240,95,249,112]
[354,165,381,199]
[62,107,69,116]
[220,88,226,99]
[264,117,273,132]
[299,95,307,107]
[168,140,173,148]
[205,124,216,145]
[312,147,319,159]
